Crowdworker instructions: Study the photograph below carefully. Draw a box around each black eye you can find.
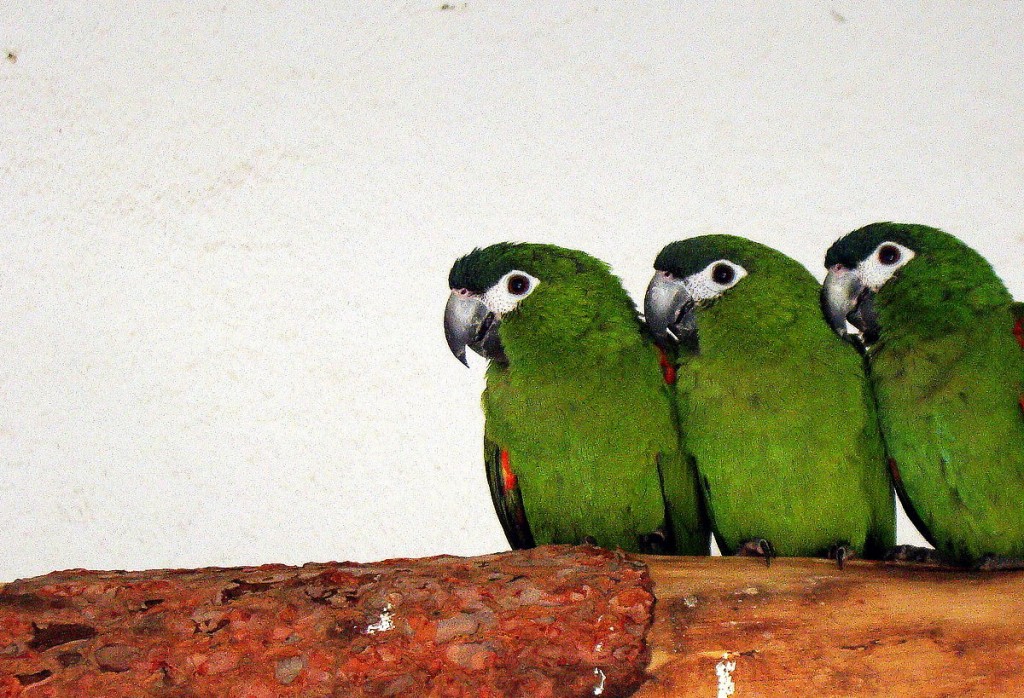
[507,274,530,295]
[878,244,901,265]
[711,263,735,285]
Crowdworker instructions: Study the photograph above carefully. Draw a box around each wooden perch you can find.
[0,546,651,697]
[638,555,1024,697]
[2,547,1024,697]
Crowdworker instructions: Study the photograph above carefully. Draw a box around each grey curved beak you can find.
[821,266,862,340]
[444,292,506,365]
[644,273,696,347]
[444,292,488,366]
[821,266,879,347]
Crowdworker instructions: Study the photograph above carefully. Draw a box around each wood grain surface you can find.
[638,555,1024,697]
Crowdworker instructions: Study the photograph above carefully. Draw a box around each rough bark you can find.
[0,546,652,697]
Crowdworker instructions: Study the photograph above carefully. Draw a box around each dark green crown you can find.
[449,243,523,293]
[654,234,778,277]
[449,242,608,293]
[824,223,924,269]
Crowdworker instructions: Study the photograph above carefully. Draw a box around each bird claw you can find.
[884,545,943,565]
[639,527,672,555]
[974,553,1024,572]
[737,538,776,567]
[828,543,855,570]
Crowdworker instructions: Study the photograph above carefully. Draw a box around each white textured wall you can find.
[2,2,1022,579]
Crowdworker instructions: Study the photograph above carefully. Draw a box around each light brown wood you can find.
[638,555,1024,697]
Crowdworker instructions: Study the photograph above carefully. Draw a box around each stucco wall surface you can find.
[1,2,1022,579]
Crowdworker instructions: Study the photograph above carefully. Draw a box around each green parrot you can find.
[444,243,709,554]
[645,235,895,565]
[822,222,1024,567]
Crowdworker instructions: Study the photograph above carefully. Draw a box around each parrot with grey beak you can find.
[646,235,895,565]
[444,243,709,554]
[822,222,1024,567]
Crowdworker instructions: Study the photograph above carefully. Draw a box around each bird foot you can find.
[974,554,1024,572]
[639,527,673,555]
[736,538,776,568]
[827,543,856,570]
[884,545,944,565]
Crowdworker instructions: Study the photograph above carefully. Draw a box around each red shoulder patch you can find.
[500,450,517,493]
[1019,395,1024,414]
[1014,316,1024,350]
[887,458,903,487]
[656,346,677,385]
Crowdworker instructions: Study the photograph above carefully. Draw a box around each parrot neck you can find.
[694,284,824,360]
[869,305,1019,379]
[873,256,1013,345]
[498,324,650,372]
[874,292,1013,351]
[497,290,649,370]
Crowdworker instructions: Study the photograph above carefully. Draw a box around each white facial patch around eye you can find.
[482,270,541,315]
[857,241,916,291]
[684,259,748,303]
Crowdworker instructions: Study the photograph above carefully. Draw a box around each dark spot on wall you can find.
[5,51,16,64]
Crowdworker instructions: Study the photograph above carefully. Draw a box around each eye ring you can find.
[507,274,531,295]
[711,263,735,285]
[878,244,901,265]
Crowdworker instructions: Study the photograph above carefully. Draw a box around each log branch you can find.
[639,555,1024,697]
[2,548,1024,697]
[0,546,651,697]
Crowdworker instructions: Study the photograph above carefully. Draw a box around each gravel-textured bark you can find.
[0,545,653,697]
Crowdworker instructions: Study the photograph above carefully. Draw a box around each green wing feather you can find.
[872,304,1024,563]
[483,437,535,550]
[860,361,898,558]
[484,342,709,555]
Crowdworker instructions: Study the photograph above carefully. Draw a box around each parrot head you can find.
[445,243,638,367]
[644,235,809,352]
[821,223,1011,347]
